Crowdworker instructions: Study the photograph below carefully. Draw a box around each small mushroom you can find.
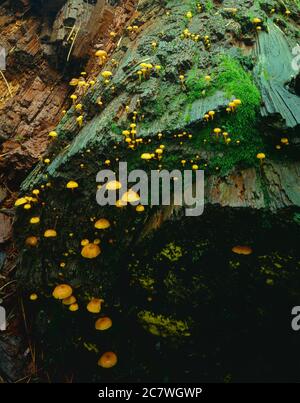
[63,295,77,305]
[87,298,104,313]
[98,352,117,368]
[232,246,253,255]
[14,197,28,208]
[95,317,112,331]
[256,153,266,164]
[94,218,111,230]
[81,243,101,259]
[69,303,79,312]
[66,181,79,190]
[25,236,39,247]
[44,229,57,238]
[29,217,40,224]
[48,131,58,139]
[141,153,152,160]
[52,284,73,299]
[95,50,108,65]
[121,189,140,203]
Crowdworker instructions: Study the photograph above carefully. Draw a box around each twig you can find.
[0,70,13,97]
[67,24,81,62]
[20,297,36,373]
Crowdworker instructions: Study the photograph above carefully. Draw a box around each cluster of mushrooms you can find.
[15,0,296,370]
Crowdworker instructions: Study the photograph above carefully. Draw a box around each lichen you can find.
[138,310,191,337]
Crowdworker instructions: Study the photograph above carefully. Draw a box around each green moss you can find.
[160,243,183,262]
[186,67,210,102]
[138,310,191,337]
[139,277,155,291]
[190,56,265,175]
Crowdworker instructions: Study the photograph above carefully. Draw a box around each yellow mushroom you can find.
[252,17,262,24]
[81,243,101,259]
[95,50,107,65]
[30,217,40,224]
[25,236,39,247]
[70,94,77,104]
[232,246,253,255]
[87,298,104,313]
[76,115,83,127]
[69,303,79,312]
[256,153,266,163]
[141,153,152,160]
[14,197,28,207]
[52,284,73,299]
[95,317,112,331]
[66,181,79,190]
[62,295,77,305]
[48,131,58,139]
[101,71,113,81]
[98,352,117,368]
[44,229,57,238]
[121,189,140,203]
[94,218,111,230]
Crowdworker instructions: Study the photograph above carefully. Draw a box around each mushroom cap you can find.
[87,298,104,313]
[106,180,122,191]
[252,17,262,24]
[81,239,90,246]
[94,218,111,230]
[136,205,145,212]
[95,316,112,331]
[49,131,58,138]
[101,71,113,79]
[30,293,38,301]
[30,217,40,224]
[62,295,77,305]
[25,236,39,247]
[95,50,107,58]
[98,352,117,368]
[141,153,152,160]
[121,189,140,203]
[52,284,73,299]
[256,153,266,160]
[14,197,28,207]
[81,243,101,259]
[232,245,253,255]
[69,303,79,312]
[44,229,57,238]
[233,99,242,105]
[69,78,79,86]
[66,180,79,189]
